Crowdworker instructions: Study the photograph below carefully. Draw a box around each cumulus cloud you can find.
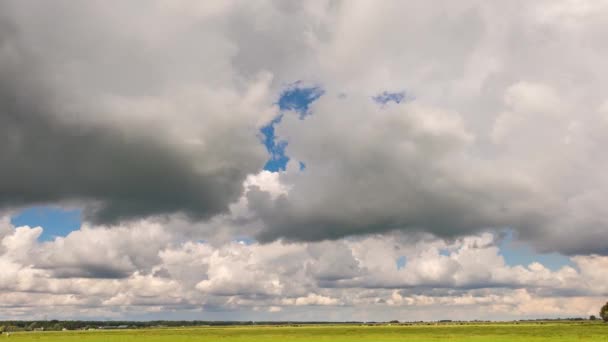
[248,95,549,244]
[1,216,607,320]
[0,1,275,224]
[240,1,608,255]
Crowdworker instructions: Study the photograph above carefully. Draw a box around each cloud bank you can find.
[1,216,606,320]
[1,0,608,320]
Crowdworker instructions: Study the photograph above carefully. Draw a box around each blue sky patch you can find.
[396,255,407,269]
[498,230,573,271]
[11,206,82,241]
[261,115,290,172]
[373,91,407,105]
[261,82,324,172]
[277,82,324,118]
[438,248,451,257]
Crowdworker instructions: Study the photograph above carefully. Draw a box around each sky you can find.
[1,0,608,321]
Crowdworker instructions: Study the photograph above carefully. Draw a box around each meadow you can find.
[5,322,608,342]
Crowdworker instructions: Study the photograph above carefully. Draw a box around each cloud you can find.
[3,0,608,320]
[240,1,608,255]
[1,216,607,320]
[2,1,608,256]
[0,1,274,224]
[247,95,549,244]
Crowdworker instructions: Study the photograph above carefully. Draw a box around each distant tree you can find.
[601,302,608,322]
[50,323,63,331]
[590,315,596,321]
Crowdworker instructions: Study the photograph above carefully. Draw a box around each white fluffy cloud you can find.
[1,216,607,320]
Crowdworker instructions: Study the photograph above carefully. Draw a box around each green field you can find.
[5,323,608,341]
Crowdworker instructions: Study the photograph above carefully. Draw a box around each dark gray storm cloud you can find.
[0,6,268,224]
[0,88,249,224]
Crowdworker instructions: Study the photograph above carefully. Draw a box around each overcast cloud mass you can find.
[1,0,608,320]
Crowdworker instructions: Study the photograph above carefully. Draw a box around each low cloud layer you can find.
[1,216,606,320]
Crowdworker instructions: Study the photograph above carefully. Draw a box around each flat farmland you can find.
[5,322,608,341]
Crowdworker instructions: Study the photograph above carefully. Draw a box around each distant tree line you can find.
[1,308,607,333]
[0,320,372,332]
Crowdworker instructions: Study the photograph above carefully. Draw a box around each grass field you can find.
[5,322,608,341]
